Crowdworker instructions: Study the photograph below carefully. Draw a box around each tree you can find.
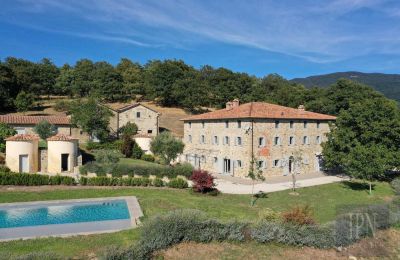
[323,98,400,195]
[55,64,74,96]
[0,123,16,152]
[116,58,144,96]
[119,122,138,137]
[150,132,184,165]
[33,120,57,139]
[14,91,35,113]
[70,98,112,142]
[131,141,144,159]
[247,155,265,206]
[36,58,59,97]
[287,150,304,194]
[92,61,125,102]
[0,64,16,111]
[120,133,135,158]
[70,59,96,97]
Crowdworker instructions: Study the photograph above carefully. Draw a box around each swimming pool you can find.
[0,197,143,241]
[0,199,130,228]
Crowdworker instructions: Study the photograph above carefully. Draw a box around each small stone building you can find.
[47,134,79,173]
[182,100,336,178]
[103,103,160,137]
[5,134,39,173]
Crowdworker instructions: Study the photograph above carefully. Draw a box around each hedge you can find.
[0,171,76,186]
[81,162,193,179]
[80,176,187,189]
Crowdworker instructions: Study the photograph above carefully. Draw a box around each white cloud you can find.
[6,0,400,63]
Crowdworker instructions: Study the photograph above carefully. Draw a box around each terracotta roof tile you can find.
[47,134,77,141]
[182,102,336,121]
[0,115,71,125]
[5,134,40,141]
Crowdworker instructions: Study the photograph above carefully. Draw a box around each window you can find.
[317,121,320,129]
[237,120,241,128]
[257,160,265,169]
[273,159,280,167]
[304,121,308,128]
[225,121,229,128]
[136,112,141,118]
[290,121,294,129]
[15,127,26,134]
[258,137,265,147]
[213,157,218,164]
[316,136,321,144]
[189,122,192,128]
[201,155,206,162]
[236,137,242,146]
[274,136,281,146]
[303,157,309,165]
[147,130,153,134]
[213,136,219,145]
[237,160,242,168]
[289,136,295,145]
[224,136,230,145]
[303,136,309,145]
[188,135,192,143]
[200,135,205,144]
[275,120,280,128]
[202,122,205,128]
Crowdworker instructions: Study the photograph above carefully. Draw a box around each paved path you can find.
[214,174,348,194]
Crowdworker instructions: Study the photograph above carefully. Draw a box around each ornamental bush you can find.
[141,154,155,162]
[282,205,316,225]
[152,178,164,187]
[191,170,215,193]
[167,178,188,189]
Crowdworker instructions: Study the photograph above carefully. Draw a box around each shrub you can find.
[54,100,73,112]
[135,210,246,259]
[191,170,215,193]
[141,154,155,162]
[167,178,188,189]
[258,208,281,222]
[152,178,164,187]
[0,154,5,165]
[391,177,400,195]
[282,205,316,225]
[94,149,122,164]
[120,134,135,158]
[0,165,10,173]
[171,163,193,178]
[131,142,144,159]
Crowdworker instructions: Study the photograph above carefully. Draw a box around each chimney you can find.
[232,99,240,108]
[226,101,233,110]
[298,105,305,111]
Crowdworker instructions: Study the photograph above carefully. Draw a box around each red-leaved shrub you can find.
[191,170,215,193]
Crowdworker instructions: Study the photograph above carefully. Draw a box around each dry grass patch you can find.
[158,228,400,260]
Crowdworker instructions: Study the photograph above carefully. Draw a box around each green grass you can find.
[118,158,161,167]
[0,180,394,258]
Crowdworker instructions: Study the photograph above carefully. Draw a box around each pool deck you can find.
[0,196,143,241]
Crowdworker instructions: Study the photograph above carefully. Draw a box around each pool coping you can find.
[0,196,144,241]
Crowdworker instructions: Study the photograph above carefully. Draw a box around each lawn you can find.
[0,180,395,258]
[118,158,161,167]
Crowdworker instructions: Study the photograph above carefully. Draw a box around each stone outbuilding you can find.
[5,134,39,173]
[47,134,79,173]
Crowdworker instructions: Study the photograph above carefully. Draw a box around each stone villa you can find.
[182,99,336,178]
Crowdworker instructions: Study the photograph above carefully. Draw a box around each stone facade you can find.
[9,125,89,143]
[107,104,159,137]
[182,101,335,178]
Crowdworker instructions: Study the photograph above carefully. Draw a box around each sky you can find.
[1,0,400,78]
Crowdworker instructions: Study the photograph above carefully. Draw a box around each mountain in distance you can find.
[291,71,400,102]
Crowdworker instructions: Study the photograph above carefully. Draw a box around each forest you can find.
[0,57,396,116]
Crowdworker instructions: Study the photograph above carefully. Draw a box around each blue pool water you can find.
[0,200,130,228]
